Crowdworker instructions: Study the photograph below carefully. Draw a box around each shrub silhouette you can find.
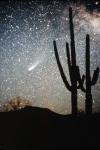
[53,7,85,115]
[0,96,32,112]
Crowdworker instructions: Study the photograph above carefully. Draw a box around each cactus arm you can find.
[53,40,72,91]
[66,42,75,84]
[76,67,86,92]
[81,75,85,84]
[77,74,86,89]
[66,42,71,68]
[91,67,99,85]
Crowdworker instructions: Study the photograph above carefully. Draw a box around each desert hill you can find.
[0,106,100,150]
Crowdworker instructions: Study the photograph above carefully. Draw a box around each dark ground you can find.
[0,106,100,150]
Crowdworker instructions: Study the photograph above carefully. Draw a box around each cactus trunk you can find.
[69,7,77,115]
[69,7,76,66]
[71,71,77,115]
[71,90,77,115]
[85,35,92,114]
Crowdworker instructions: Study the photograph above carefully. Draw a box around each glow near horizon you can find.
[0,2,100,114]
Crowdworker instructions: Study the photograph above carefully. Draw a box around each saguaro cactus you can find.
[53,7,84,115]
[81,34,99,114]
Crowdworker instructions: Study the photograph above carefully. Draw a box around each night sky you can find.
[0,0,100,114]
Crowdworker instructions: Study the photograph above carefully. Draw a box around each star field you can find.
[0,1,100,114]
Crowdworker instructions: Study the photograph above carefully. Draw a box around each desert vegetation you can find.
[0,96,32,112]
[53,7,99,115]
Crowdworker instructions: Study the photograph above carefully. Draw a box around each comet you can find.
[28,61,40,72]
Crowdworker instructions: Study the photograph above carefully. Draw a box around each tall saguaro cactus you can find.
[53,7,84,115]
[82,35,99,114]
[53,7,99,115]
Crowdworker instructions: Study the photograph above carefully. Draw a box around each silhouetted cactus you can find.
[81,34,99,114]
[53,7,84,115]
